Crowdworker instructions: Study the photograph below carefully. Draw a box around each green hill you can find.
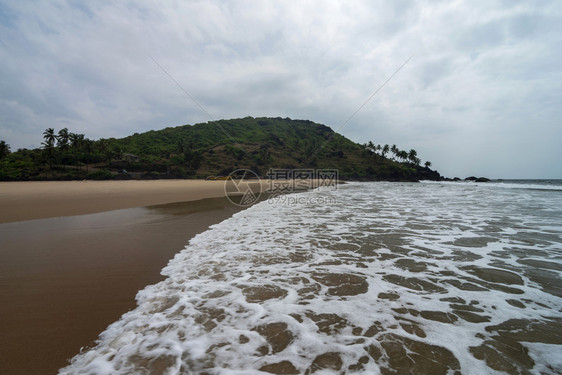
[0,117,440,181]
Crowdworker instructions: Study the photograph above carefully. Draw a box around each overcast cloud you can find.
[1,0,561,178]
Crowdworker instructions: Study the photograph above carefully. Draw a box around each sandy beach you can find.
[0,180,252,374]
[0,179,267,223]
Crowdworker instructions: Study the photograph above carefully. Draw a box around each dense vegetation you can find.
[0,117,440,181]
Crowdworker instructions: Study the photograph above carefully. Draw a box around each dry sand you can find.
[0,179,266,223]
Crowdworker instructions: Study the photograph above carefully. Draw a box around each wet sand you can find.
[0,197,244,375]
[0,179,266,223]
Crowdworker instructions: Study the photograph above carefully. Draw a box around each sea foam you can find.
[60,181,562,374]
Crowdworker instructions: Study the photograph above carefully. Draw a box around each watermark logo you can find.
[223,168,339,207]
[267,194,338,206]
[267,169,338,194]
[224,169,263,207]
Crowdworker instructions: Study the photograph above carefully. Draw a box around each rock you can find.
[465,176,490,182]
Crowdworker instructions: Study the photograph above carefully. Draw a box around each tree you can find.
[397,150,408,163]
[43,128,56,145]
[111,145,123,162]
[382,144,390,159]
[69,133,84,169]
[390,144,398,160]
[97,138,108,155]
[176,139,186,154]
[0,140,10,165]
[57,128,69,149]
[408,149,418,165]
[424,161,432,168]
[56,128,72,168]
[42,128,57,172]
[97,139,114,163]
[83,138,94,173]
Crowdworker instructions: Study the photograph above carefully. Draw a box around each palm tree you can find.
[408,149,418,165]
[390,144,398,160]
[43,128,56,145]
[382,144,390,159]
[42,128,57,172]
[57,128,70,151]
[397,150,408,163]
[57,128,70,168]
[424,161,432,168]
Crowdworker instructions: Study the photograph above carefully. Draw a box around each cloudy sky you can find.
[1,0,561,178]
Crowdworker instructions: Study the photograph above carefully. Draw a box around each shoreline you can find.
[0,196,245,375]
[0,178,321,374]
[0,179,248,223]
[0,178,335,223]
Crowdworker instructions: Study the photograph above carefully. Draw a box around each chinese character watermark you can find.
[223,168,338,207]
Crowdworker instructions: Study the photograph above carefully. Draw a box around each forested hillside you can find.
[0,117,440,181]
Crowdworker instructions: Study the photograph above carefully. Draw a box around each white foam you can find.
[421,179,562,192]
[523,342,562,374]
[60,182,562,374]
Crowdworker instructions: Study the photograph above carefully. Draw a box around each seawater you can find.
[59,181,562,374]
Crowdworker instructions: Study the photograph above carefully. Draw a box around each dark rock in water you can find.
[453,177,461,181]
[465,176,490,182]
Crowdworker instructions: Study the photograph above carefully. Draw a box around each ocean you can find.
[59,180,562,374]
